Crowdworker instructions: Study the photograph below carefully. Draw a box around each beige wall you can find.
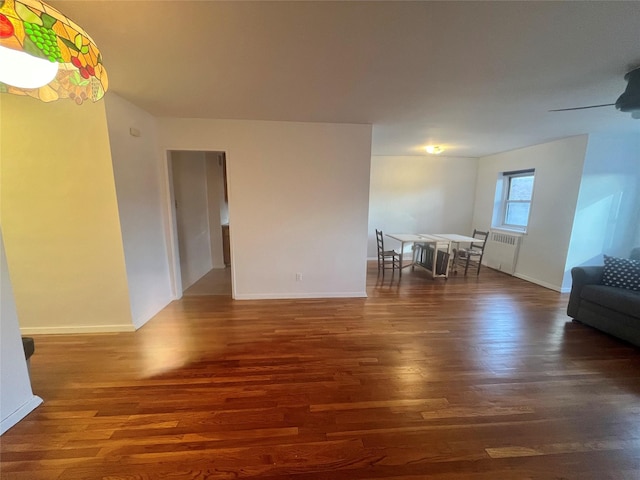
[103,93,172,329]
[368,155,479,257]
[0,95,133,333]
[472,136,588,292]
[158,118,372,299]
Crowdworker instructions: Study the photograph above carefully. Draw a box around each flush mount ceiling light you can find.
[425,145,444,155]
[0,0,107,104]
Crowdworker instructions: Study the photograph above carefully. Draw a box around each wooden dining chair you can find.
[375,229,401,276]
[454,229,489,276]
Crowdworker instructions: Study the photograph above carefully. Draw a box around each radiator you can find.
[483,230,522,275]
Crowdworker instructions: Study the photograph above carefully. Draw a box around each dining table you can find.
[431,233,483,274]
[385,233,481,279]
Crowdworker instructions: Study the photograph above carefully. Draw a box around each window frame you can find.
[499,169,535,232]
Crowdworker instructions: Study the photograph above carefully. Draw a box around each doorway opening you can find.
[167,150,231,297]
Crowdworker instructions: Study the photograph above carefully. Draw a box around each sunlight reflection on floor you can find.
[137,321,195,377]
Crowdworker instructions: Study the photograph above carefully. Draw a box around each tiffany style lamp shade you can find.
[0,0,108,104]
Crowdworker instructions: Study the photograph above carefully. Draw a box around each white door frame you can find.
[161,149,234,299]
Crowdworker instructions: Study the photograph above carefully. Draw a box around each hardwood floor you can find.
[2,263,639,479]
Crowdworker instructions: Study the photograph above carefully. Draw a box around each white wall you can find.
[171,151,213,290]
[472,136,588,291]
[158,118,372,299]
[564,132,640,288]
[104,94,173,329]
[1,230,42,435]
[368,155,478,256]
[206,152,227,269]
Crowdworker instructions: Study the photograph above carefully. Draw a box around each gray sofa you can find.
[567,248,640,347]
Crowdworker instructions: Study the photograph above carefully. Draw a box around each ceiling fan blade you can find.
[549,103,615,112]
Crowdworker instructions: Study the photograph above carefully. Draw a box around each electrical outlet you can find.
[296,273,303,281]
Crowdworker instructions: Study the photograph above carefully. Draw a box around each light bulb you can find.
[425,146,443,154]
[0,45,58,89]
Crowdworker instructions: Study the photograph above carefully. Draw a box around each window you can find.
[495,169,535,231]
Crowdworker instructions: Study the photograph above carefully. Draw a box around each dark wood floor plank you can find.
[1,263,639,479]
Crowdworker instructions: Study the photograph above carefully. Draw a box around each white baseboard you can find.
[20,324,136,335]
[513,273,563,293]
[1,395,43,435]
[235,291,368,300]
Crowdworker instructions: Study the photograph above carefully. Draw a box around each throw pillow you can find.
[602,255,640,291]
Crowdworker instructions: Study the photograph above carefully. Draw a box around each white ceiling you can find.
[50,1,640,157]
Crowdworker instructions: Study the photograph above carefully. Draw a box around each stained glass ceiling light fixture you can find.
[0,0,107,104]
